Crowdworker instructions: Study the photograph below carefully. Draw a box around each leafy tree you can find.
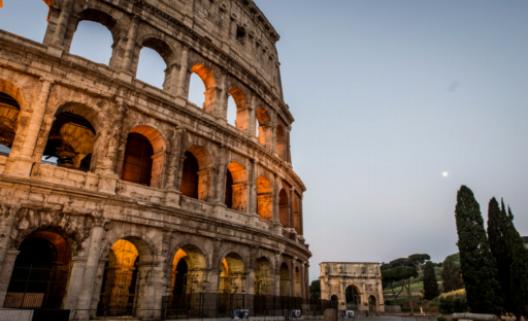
[487,198,528,318]
[455,185,502,314]
[309,280,321,301]
[423,261,440,300]
[442,253,464,292]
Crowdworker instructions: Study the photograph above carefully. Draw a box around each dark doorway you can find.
[345,286,360,310]
[225,169,234,208]
[5,231,71,309]
[121,133,153,185]
[181,151,199,198]
[172,259,188,309]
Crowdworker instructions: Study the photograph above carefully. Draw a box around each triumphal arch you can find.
[0,0,309,320]
[320,262,385,313]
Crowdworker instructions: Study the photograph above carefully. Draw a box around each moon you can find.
[442,171,449,178]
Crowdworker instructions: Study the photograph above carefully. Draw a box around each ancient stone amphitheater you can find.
[0,0,309,320]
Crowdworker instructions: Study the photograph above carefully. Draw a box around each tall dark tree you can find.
[423,261,440,300]
[442,253,464,292]
[309,280,321,301]
[455,185,502,314]
[488,198,528,317]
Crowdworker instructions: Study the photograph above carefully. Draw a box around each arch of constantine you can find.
[320,262,385,313]
[0,0,309,320]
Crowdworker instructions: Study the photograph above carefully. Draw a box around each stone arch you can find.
[255,106,272,146]
[188,63,216,113]
[169,244,207,309]
[67,8,120,65]
[4,229,72,309]
[276,124,288,160]
[41,103,98,171]
[218,252,245,294]
[0,88,22,155]
[134,37,176,89]
[294,266,302,297]
[345,284,361,310]
[97,236,155,317]
[292,193,302,234]
[368,295,377,312]
[225,161,247,211]
[254,257,272,295]
[256,175,273,220]
[279,262,290,296]
[121,125,166,188]
[180,146,209,201]
[227,87,249,131]
[279,188,289,227]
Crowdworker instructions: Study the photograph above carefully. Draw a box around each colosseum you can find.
[0,0,309,320]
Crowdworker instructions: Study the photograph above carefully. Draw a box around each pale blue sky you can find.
[1,1,527,280]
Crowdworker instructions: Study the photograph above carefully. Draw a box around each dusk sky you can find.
[1,1,527,281]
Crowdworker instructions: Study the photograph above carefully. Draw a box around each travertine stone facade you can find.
[0,1,309,320]
[320,262,384,313]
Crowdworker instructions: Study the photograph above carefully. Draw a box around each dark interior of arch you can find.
[181,151,199,199]
[345,286,360,308]
[225,169,234,208]
[6,231,71,309]
[121,133,153,186]
[0,92,20,154]
[42,111,96,171]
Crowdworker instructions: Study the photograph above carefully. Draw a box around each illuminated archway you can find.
[188,64,216,113]
[225,161,247,211]
[180,146,209,200]
[42,104,97,171]
[218,253,245,294]
[256,176,272,220]
[254,257,272,295]
[227,87,249,131]
[255,107,271,146]
[169,245,206,314]
[279,263,290,296]
[279,188,289,227]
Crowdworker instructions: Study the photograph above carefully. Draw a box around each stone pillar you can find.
[214,74,228,119]
[212,150,228,205]
[136,259,166,321]
[270,114,277,154]
[248,96,257,140]
[5,79,52,177]
[163,63,181,96]
[118,16,139,76]
[176,47,190,98]
[75,225,105,321]
[43,0,74,52]
[247,160,257,215]
[272,174,280,226]
[0,250,19,307]
[63,256,86,311]
[0,206,17,269]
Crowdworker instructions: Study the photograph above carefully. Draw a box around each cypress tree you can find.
[455,185,502,314]
[423,261,439,300]
[501,203,528,319]
[487,198,513,312]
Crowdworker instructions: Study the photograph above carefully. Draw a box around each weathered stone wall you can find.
[320,262,385,313]
[0,0,308,320]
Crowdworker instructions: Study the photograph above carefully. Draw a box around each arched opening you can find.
[121,125,165,187]
[188,64,216,112]
[330,295,339,309]
[294,267,301,297]
[368,295,377,313]
[135,38,173,89]
[226,95,237,126]
[168,246,206,317]
[69,11,115,65]
[345,285,360,310]
[136,47,167,89]
[181,151,199,199]
[255,107,271,146]
[276,124,288,160]
[254,257,272,295]
[121,133,153,185]
[225,161,247,211]
[256,176,272,221]
[5,230,71,309]
[0,92,20,155]
[227,87,248,131]
[279,263,290,296]
[97,239,141,317]
[0,0,49,43]
[292,195,302,234]
[42,106,96,171]
[279,188,289,227]
[218,253,245,294]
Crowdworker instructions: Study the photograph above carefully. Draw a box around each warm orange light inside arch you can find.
[256,176,273,220]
